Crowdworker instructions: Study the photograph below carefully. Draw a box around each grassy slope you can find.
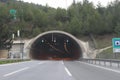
[78,34,120,59]
[95,34,120,59]
[0,59,30,64]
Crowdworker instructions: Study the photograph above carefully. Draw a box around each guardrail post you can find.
[104,61,106,66]
[110,60,112,67]
[95,59,96,64]
[88,59,90,63]
[93,60,94,64]
[99,60,101,65]
[89,59,91,64]
[118,62,120,68]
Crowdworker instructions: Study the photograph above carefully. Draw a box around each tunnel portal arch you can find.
[29,31,83,60]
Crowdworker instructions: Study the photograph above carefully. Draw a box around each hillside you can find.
[90,34,120,59]
[0,0,120,54]
[77,34,120,59]
[0,0,120,38]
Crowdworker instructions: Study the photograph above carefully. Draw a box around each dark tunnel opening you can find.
[30,32,82,60]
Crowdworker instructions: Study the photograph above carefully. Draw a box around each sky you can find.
[22,0,116,9]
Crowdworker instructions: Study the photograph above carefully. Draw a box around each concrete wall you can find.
[26,31,90,59]
[0,50,8,59]
[13,31,96,59]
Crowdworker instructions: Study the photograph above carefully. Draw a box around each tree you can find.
[0,0,120,41]
[0,25,13,50]
[0,3,13,50]
[67,16,82,36]
[114,23,120,35]
[55,8,68,22]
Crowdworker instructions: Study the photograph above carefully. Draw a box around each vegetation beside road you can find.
[96,35,120,59]
[0,59,30,64]
[79,34,120,59]
[0,0,120,39]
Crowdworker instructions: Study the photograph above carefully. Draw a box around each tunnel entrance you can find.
[30,31,82,60]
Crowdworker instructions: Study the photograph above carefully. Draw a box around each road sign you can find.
[10,9,16,15]
[112,38,120,48]
[112,38,120,53]
[113,48,120,53]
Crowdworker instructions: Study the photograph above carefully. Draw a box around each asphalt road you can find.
[0,60,120,80]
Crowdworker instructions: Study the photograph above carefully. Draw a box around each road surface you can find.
[0,60,120,80]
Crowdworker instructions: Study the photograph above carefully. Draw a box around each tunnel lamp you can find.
[17,30,20,37]
[52,33,54,42]
[12,33,15,39]
[54,39,56,43]
[42,40,44,43]
[66,40,69,43]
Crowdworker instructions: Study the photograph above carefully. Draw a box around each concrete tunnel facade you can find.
[29,31,85,60]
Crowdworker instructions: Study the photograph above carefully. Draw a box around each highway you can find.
[0,60,120,80]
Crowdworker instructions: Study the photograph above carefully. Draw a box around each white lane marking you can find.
[38,62,45,64]
[3,67,30,77]
[62,61,72,76]
[65,67,72,76]
[79,61,120,74]
[61,61,64,65]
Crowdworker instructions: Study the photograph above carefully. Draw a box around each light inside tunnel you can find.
[30,32,82,60]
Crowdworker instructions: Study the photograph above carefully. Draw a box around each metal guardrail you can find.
[82,58,120,68]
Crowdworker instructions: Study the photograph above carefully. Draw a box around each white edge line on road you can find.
[0,61,32,67]
[62,61,72,76]
[79,61,120,74]
[65,67,72,76]
[38,62,45,64]
[61,61,64,65]
[3,67,30,77]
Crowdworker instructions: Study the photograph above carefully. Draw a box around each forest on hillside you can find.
[0,0,120,49]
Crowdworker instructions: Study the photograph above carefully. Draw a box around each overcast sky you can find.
[22,0,115,9]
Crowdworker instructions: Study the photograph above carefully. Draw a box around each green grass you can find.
[0,59,30,64]
[77,34,120,59]
[95,34,120,59]
[96,48,120,59]
[77,34,114,49]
